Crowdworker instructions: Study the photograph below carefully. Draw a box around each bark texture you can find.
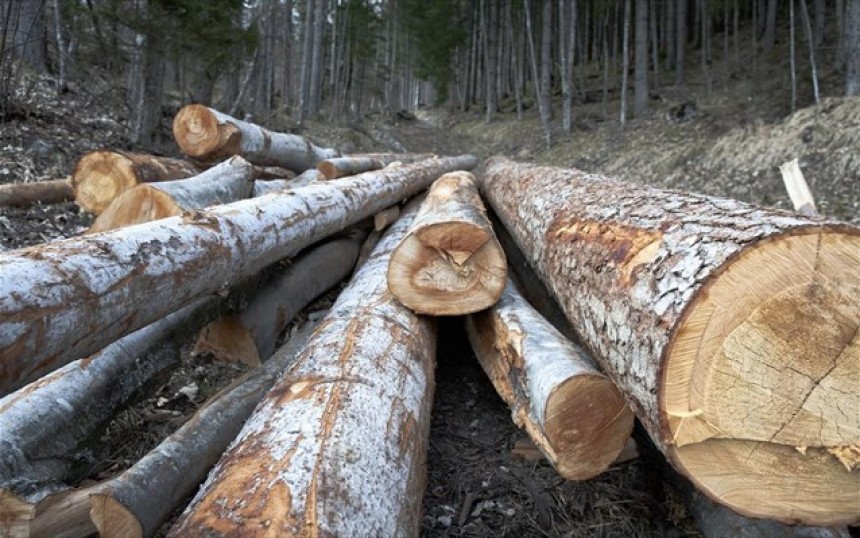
[172,104,339,169]
[168,197,436,537]
[482,157,859,525]
[251,169,323,197]
[466,280,634,480]
[0,179,73,207]
[0,155,475,396]
[317,156,384,180]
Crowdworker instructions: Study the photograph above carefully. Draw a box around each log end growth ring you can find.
[90,494,144,538]
[173,104,236,162]
[662,230,860,525]
[72,151,138,214]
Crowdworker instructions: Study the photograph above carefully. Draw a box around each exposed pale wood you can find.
[193,234,363,366]
[72,150,201,215]
[168,197,436,537]
[0,179,73,207]
[317,156,383,179]
[172,104,339,169]
[373,205,400,231]
[88,319,320,538]
[87,157,255,234]
[482,157,860,525]
[251,169,324,197]
[388,171,507,315]
[466,280,634,480]
[780,158,817,215]
[0,154,476,395]
[29,487,96,538]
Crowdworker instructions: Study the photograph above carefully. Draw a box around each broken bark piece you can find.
[72,150,201,215]
[317,156,384,179]
[467,279,634,480]
[193,234,363,366]
[780,158,817,216]
[388,171,507,315]
[482,157,860,525]
[0,179,73,207]
[88,157,255,233]
[168,197,436,537]
[172,104,339,169]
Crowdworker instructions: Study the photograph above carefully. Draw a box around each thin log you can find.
[168,197,436,537]
[88,157,255,234]
[482,157,860,525]
[28,486,97,538]
[0,179,73,207]
[250,166,296,181]
[346,152,436,165]
[251,169,324,197]
[72,150,201,215]
[466,279,634,480]
[0,155,476,396]
[374,205,400,231]
[388,171,507,315]
[172,104,339,169]
[317,156,384,180]
[193,234,363,366]
[88,319,320,538]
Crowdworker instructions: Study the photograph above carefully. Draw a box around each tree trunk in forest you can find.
[168,197,436,538]
[798,0,820,104]
[0,155,477,395]
[835,0,845,69]
[481,157,859,526]
[297,0,314,125]
[813,0,825,47]
[173,105,339,169]
[846,0,860,95]
[72,150,202,215]
[763,0,779,51]
[308,0,325,115]
[560,0,577,134]
[89,319,320,538]
[466,280,634,480]
[317,156,384,179]
[485,0,498,122]
[790,0,797,111]
[524,0,550,143]
[621,0,631,124]
[388,171,507,315]
[7,0,47,70]
[0,179,73,207]
[540,0,553,122]
[193,235,362,366]
[51,0,66,91]
[634,0,649,116]
[676,0,687,83]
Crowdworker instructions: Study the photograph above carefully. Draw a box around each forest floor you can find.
[1,50,858,537]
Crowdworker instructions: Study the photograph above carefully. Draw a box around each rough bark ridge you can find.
[172,104,339,169]
[466,280,634,480]
[168,197,436,537]
[0,179,74,207]
[482,157,859,525]
[0,155,475,396]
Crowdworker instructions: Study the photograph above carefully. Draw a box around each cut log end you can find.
[662,229,860,525]
[73,151,139,214]
[173,104,234,161]
[87,185,181,234]
[192,316,261,367]
[90,494,143,538]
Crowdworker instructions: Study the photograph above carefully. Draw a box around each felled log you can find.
[72,150,201,215]
[482,157,860,525]
[374,205,400,231]
[388,171,507,315]
[193,234,363,366]
[0,155,476,396]
[466,279,634,480]
[27,486,97,538]
[317,156,384,180]
[168,197,436,537]
[173,104,339,169]
[87,157,255,234]
[251,169,324,197]
[88,318,320,538]
[348,152,436,165]
[0,179,73,207]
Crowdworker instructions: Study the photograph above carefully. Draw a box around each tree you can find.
[762,0,779,51]
[676,0,687,84]
[847,0,860,95]
[4,0,47,71]
[621,0,631,124]
[634,0,648,116]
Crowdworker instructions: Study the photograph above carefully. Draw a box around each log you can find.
[168,197,436,537]
[28,486,97,538]
[466,279,634,480]
[251,169,324,197]
[193,234,363,366]
[373,205,401,231]
[317,156,384,180]
[0,179,73,207]
[172,104,339,169]
[88,318,321,538]
[72,150,201,215]
[482,157,860,525]
[347,152,436,165]
[87,156,254,234]
[0,154,476,396]
[388,171,507,315]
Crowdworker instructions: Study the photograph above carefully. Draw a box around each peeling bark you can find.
[168,197,436,537]
[481,157,860,525]
[0,154,476,395]
[0,180,74,208]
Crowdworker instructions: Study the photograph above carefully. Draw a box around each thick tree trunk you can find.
[388,171,507,315]
[0,155,476,396]
[72,150,202,215]
[481,157,859,525]
[193,235,363,366]
[846,0,860,95]
[89,319,320,538]
[466,280,634,480]
[87,157,255,234]
[0,179,73,207]
[634,0,649,116]
[317,156,384,180]
[763,0,779,51]
[172,104,339,169]
[168,197,436,537]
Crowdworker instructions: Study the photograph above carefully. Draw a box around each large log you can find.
[388,171,507,315]
[193,234,363,366]
[72,150,202,215]
[482,157,860,525]
[0,155,476,396]
[87,157,255,234]
[172,104,339,169]
[466,280,634,480]
[89,318,320,538]
[168,197,436,537]
[0,179,73,207]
